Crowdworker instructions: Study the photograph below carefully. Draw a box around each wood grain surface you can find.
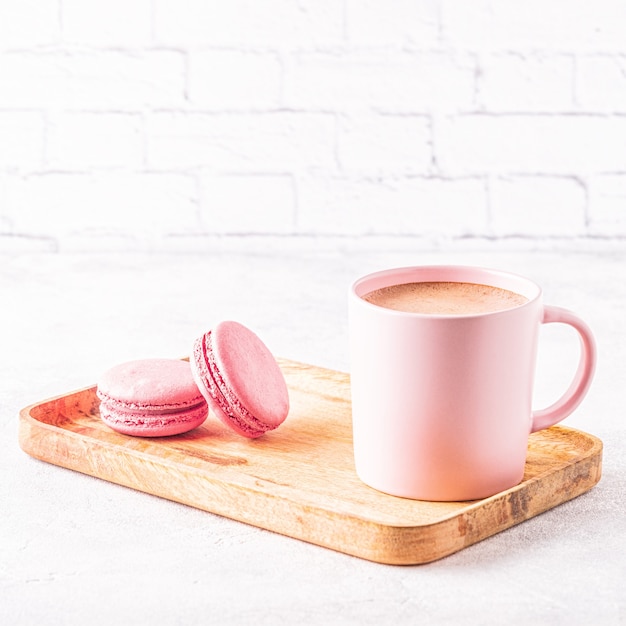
[18,358,603,565]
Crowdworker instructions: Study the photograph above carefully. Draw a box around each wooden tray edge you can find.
[17,383,603,566]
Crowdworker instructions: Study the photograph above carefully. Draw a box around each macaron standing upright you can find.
[191,321,290,438]
[97,359,208,437]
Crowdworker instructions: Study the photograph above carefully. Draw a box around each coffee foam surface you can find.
[363,281,528,315]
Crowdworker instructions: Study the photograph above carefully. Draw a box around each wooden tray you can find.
[18,359,602,565]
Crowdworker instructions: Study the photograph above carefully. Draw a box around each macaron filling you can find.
[96,391,206,414]
[193,332,270,437]
[99,401,208,429]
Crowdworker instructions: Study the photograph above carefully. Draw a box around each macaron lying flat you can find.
[191,321,289,438]
[97,358,208,437]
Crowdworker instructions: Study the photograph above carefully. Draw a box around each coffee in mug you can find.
[349,266,596,501]
[363,281,528,315]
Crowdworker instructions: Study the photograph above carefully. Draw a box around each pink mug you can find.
[349,265,596,501]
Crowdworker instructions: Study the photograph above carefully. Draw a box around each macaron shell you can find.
[191,322,290,438]
[97,359,205,410]
[210,321,289,431]
[190,337,267,438]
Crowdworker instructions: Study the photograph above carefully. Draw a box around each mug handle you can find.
[531,305,597,433]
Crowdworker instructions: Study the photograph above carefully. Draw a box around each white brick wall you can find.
[0,0,625,251]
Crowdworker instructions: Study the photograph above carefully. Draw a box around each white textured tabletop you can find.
[1,247,624,625]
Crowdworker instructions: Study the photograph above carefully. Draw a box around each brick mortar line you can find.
[3,233,626,256]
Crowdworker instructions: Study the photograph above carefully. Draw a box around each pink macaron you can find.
[97,358,208,437]
[191,321,289,438]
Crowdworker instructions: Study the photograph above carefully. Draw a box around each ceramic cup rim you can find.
[350,265,542,319]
